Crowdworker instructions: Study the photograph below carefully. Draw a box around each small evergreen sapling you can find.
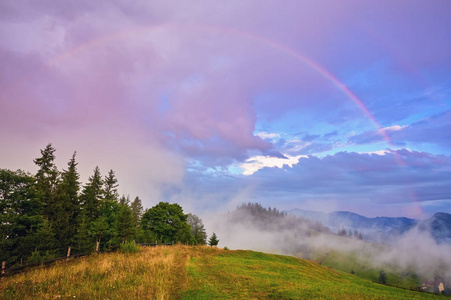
[378,269,387,284]
[208,232,219,246]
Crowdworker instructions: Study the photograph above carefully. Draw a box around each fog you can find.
[203,205,451,285]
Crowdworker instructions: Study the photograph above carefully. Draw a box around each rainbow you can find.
[45,24,395,147]
[31,24,422,214]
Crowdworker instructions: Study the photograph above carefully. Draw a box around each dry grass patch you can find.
[0,245,214,300]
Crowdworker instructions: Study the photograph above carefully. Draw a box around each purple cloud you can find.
[1,0,450,215]
[349,110,451,150]
[172,149,451,218]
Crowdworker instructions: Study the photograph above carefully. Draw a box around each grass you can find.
[312,249,421,289]
[182,249,440,299]
[0,245,443,299]
[0,245,196,299]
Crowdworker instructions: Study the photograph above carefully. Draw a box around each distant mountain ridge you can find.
[419,212,451,243]
[285,209,451,243]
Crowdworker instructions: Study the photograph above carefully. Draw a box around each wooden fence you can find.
[138,242,174,247]
[0,251,92,278]
[1,242,174,278]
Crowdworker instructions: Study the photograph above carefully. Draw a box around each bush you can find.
[27,250,57,264]
[120,241,140,253]
[224,246,229,250]
[378,269,387,284]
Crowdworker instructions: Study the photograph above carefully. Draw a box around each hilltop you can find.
[0,245,441,299]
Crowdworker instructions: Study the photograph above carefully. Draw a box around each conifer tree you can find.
[90,215,109,251]
[73,211,92,253]
[34,143,59,219]
[32,218,57,259]
[54,152,80,249]
[116,202,135,243]
[94,199,121,250]
[80,166,103,221]
[0,169,41,265]
[130,196,143,226]
[378,269,387,284]
[208,232,219,246]
[119,195,130,206]
[103,169,119,202]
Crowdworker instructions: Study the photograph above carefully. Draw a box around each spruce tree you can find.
[116,202,135,244]
[33,143,59,220]
[378,269,387,284]
[103,169,119,202]
[130,196,143,226]
[80,166,103,221]
[54,152,80,250]
[73,211,92,253]
[119,195,130,206]
[93,199,121,251]
[208,232,219,246]
[0,169,41,265]
[90,215,109,251]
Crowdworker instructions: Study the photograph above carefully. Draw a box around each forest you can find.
[0,144,209,267]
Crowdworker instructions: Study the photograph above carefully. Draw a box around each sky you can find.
[1,0,450,218]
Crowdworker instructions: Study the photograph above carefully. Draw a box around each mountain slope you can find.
[183,248,436,299]
[0,245,438,299]
[286,209,451,243]
[286,208,417,232]
[419,212,451,243]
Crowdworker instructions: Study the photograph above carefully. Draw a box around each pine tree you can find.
[0,169,41,265]
[116,203,135,244]
[94,199,121,250]
[208,232,219,246]
[103,169,119,202]
[130,196,143,226]
[90,215,109,252]
[80,166,103,221]
[119,195,130,206]
[34,143,59,220]
[378,269,387,284]
[30,218,57,262]
[54,152,80,250]
[73,211,92,253]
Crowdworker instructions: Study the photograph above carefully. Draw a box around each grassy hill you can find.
[0,245,442,299]
[311,249,421,289]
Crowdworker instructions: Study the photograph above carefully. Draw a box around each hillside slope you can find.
[0,245,441,299]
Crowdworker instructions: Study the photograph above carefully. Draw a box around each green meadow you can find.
[0,245,442,299]
[311,249,421,290]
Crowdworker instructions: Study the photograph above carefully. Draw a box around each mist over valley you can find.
[207,203,451,293]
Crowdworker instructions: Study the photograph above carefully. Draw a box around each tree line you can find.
[0,144,213,267]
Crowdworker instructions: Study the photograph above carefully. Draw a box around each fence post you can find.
[66,247,71,262]
[96,241,100,252]
[2,261,5,275]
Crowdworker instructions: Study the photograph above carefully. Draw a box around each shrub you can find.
[120,241,140,253]
[27,250,57,264]
[378,269,387,284]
